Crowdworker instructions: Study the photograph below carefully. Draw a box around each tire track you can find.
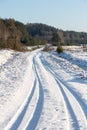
[34,53,69,130]
[5,55,44,130]
[25,56,44,130]
[5,76,37,130]
[40,53,87,130]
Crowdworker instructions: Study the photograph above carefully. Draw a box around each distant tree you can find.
[52,32,62,46]
[51,30,63,52]
[52,32,59,42]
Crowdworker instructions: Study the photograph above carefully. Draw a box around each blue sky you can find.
[0,0,87,32]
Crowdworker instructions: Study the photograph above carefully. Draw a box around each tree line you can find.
[0,18,87,51]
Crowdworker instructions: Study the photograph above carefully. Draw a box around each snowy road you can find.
[0,48,87,130]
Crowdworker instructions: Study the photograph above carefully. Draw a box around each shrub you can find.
[56,46,63,53]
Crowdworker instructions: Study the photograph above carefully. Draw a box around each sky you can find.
[0,0,87,32]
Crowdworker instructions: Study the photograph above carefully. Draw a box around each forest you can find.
[0,18,87,51]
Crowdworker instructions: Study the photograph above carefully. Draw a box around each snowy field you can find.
[0,46,87,130]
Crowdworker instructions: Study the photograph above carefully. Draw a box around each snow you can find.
[0,50,13,65]
[0,46,87,130]
[35,54,68,130]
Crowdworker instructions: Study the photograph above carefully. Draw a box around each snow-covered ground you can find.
[0,46,87,130]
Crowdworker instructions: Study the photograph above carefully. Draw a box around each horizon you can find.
[0,0,87,32]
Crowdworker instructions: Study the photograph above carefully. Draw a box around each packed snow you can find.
[0,46,87,130]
